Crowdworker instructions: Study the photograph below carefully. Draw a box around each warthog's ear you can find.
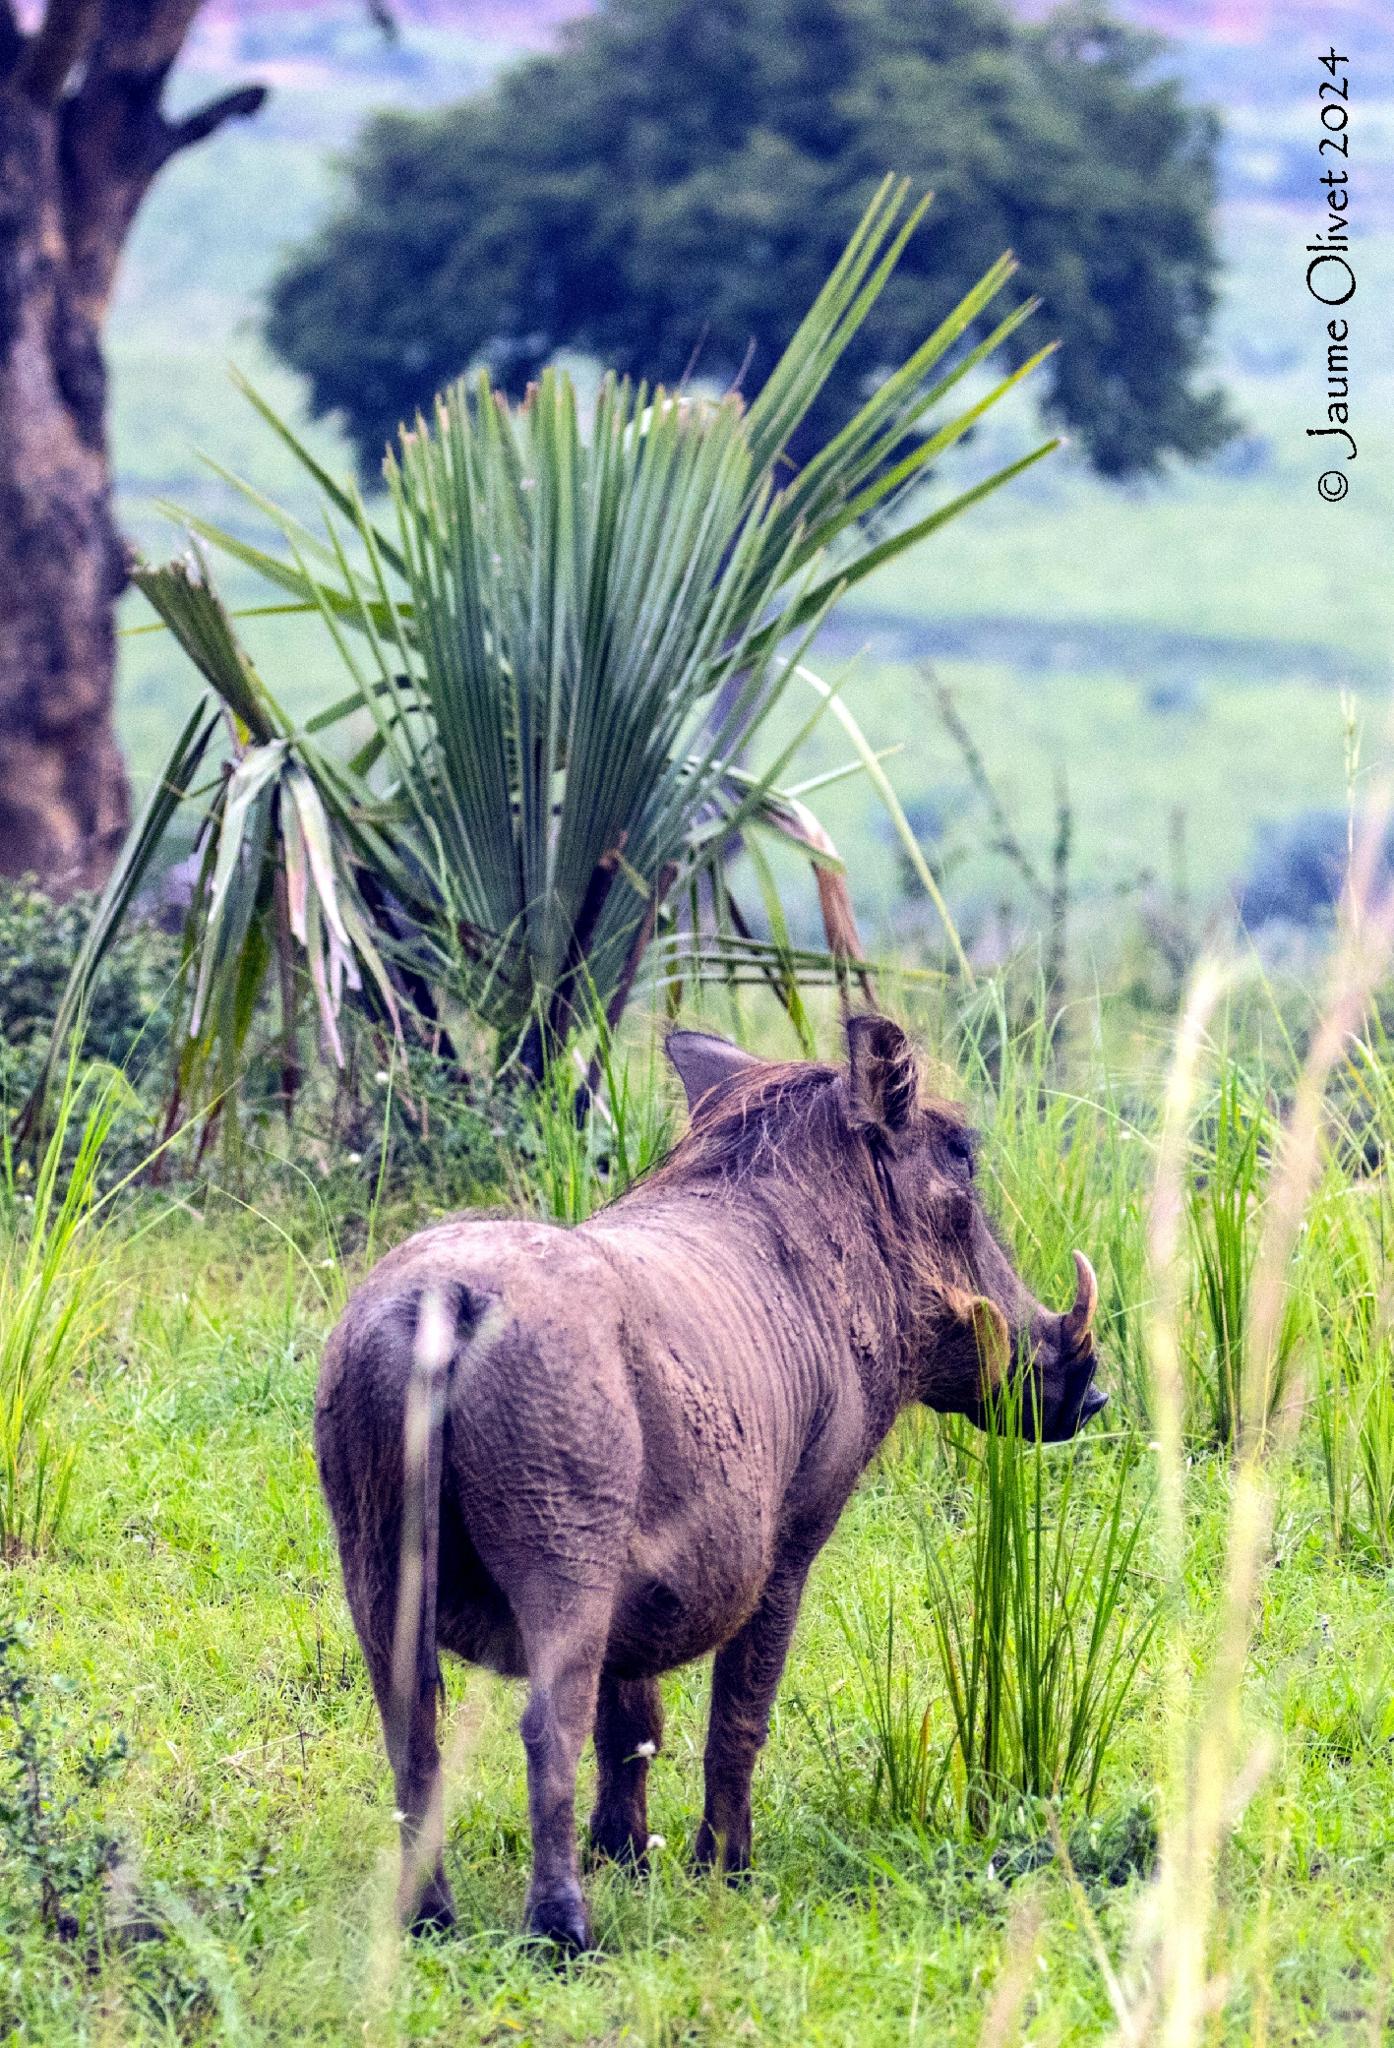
[665,1030,763,1118]
[846,1013,920,1140]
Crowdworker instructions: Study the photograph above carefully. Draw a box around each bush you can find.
[0,879,178,1115]
[0,878,527,1207]
[313,1036,523,1216]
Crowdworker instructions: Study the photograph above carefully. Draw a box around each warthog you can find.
[315,1015,1105,1948]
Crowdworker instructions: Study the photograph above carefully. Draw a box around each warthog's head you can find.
[664,1013,1106,1442]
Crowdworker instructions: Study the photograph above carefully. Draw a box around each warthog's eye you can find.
[944,1127,975,1173]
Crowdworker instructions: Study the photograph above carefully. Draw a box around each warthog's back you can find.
[317,1201,859,1680]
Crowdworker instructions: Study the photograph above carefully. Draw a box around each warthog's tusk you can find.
[1063,1250,1098,1347]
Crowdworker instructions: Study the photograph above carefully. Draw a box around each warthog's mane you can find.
[649,1061,842,1191]
[643,1057,972,1197]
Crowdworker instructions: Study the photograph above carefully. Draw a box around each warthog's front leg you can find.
[694,1563,809,1875]
[589,1673,663,1867]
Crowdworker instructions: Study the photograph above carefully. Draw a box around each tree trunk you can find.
[0,87,128,894]
[0,0,275,898]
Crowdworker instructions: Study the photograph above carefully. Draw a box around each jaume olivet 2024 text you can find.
[1306,47,1355,503]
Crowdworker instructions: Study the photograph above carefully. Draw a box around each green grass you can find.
[0,1065,124,1557]
[9,984,1394,2040]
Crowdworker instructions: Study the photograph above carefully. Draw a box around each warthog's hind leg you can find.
[316,1398,457,1935]
[335,1569,456,1932]
[351,1557,456,1935]
[588,1674,663,1867]
[516,1582,613,1950]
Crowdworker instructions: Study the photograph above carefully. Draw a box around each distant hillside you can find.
[1028,0,1385,36]
[194,0,1393,64]
[196,0,583,52]
[197,0,577,38]
[180,0,1393,211]
[198,0,1384,37]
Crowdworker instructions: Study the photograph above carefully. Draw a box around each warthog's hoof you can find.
[524,1883,592,1953]
[692,1819,753,1882]
[586,1808,649,1871]
[405,1877,457,1939]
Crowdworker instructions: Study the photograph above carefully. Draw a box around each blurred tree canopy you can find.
[266,0,1235,480]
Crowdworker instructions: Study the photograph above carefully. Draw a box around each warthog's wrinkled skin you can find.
[315,1015,1105,1948]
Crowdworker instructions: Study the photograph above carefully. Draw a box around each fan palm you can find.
[40,177,1058,1114]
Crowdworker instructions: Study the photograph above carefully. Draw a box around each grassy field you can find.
[8,978,1394,2043]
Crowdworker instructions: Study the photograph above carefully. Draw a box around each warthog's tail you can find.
[389,1281,488,1928]
[318,1275,501,1930]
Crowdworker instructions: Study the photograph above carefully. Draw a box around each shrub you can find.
[0,879,177,1120]
[1239,809,1394,930]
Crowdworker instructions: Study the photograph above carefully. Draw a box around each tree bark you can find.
[0,83,129,893]
[0,1,267,895]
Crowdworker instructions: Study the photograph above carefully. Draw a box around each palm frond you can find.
[40,181,1056,1123]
